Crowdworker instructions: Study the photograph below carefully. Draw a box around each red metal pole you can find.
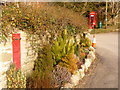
[12,34,21,70]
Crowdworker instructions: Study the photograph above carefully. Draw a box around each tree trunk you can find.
[112,1,115,25]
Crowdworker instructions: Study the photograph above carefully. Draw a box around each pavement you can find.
[81,32,118,88]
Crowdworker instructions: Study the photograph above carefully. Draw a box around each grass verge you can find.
[90,25,118,34]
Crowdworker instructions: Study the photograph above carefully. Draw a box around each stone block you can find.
[0,74,6,83]
[0,52,12,62]
[84,59,92,72]
[21,61,34,73]
[71,71,81,86]
[87,51,95,61]
[89,46,95,52]
[79,67,85,79]
[0,80,7,89]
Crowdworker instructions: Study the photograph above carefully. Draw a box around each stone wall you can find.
[0,37,12,89]
[0,31,37,89]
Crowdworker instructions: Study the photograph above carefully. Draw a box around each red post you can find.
[12,34,21,70]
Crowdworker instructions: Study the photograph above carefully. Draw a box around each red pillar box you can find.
[12,34,21,70]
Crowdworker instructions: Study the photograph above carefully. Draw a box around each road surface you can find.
[82,32,118,88]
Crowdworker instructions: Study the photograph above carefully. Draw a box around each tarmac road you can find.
[84,32,118,88]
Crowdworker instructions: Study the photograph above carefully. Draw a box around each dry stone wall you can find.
[0,31,37,89]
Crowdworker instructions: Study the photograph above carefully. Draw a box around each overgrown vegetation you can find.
[1,2,84,44]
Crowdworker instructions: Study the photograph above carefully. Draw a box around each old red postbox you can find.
[12,34,21,70]
[88,11,97,29]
